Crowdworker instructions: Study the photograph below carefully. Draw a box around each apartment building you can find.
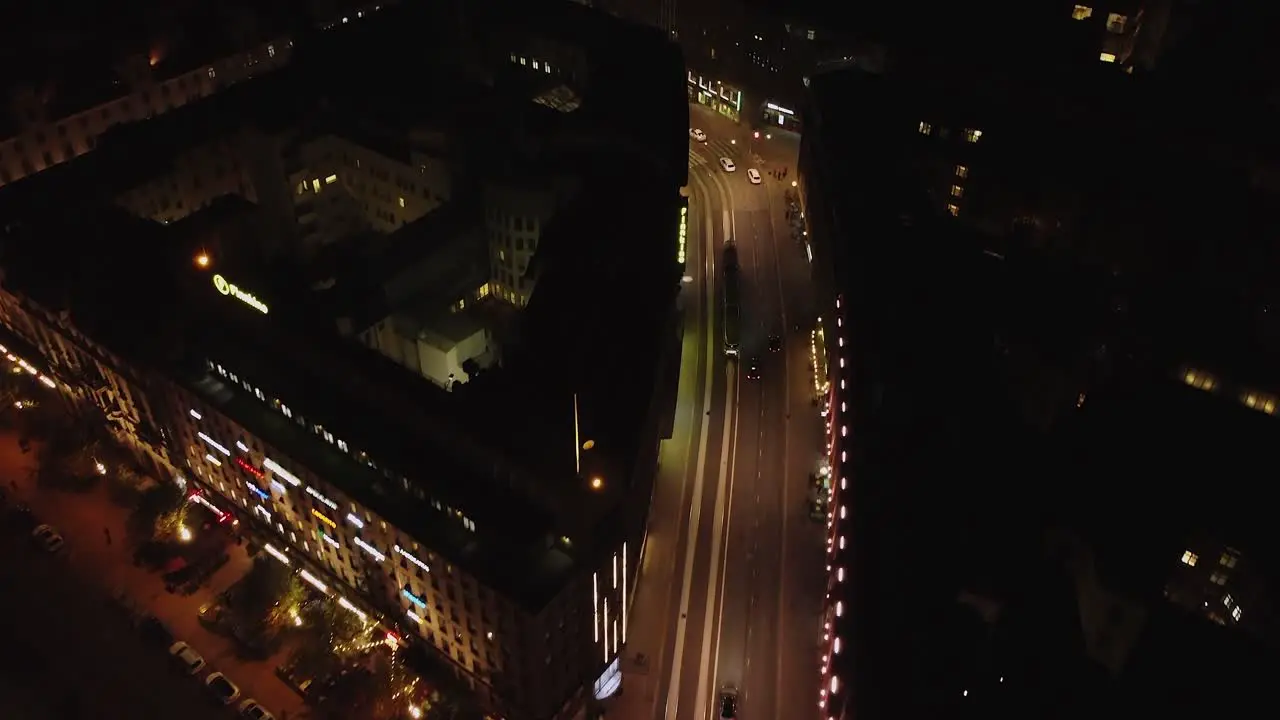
[0,34,290,191]
[0,4,687,718]
[0,146,681,717]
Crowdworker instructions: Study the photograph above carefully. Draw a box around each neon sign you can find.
[677,204,688,266]
[213,274,269,314]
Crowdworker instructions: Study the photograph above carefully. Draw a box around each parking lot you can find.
[0,426,305,719]
[0,507,231,719]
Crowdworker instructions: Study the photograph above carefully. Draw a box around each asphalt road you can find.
[0,511,232,720]
[612,106,824,720]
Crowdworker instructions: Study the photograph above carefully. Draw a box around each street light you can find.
[194,252,210,269]
[178,525,193,542]
[792,180,798,187]
[590,476,604,490]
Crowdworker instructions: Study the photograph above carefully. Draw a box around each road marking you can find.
[651,171,711,720]
[764,173,793,720]
[664,171,721,720]
[698,362,738,720]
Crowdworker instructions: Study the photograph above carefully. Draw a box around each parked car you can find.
[205,672,241,704]
[31,524,65,553]
[168,641,206,675]
[238,699,276,719]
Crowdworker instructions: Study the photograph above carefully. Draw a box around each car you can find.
[31,524,65,553]
[689,128,707,142]
[746,357,761,381]
[768,334,782,352]
[719,686,739,719]
[168,641,207,675]
[205,672,241,704]
[239,699,276,720]
[747,168,762,184]
[719,157,736,172]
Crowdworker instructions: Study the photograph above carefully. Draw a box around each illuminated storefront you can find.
[687,70,743,122]
[762,101,802,132]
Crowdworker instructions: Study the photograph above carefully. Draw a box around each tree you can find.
[367,653,420,720]
[287,597,368,680]
[152,501,191,541]
[228,557,299,634]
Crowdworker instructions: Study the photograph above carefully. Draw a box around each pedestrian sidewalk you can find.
[0,429,305,719]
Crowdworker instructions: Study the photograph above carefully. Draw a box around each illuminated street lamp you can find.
[178,525,193,542]
[195,252,210,269]
[590,476,604,490]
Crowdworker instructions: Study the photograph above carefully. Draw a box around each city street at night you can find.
[614,105,826,720]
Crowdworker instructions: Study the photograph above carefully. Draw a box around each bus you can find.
[723,265,741,357]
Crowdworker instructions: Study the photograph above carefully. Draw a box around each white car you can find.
[747,168,762,185]
[31,524,65,553]
[205,672,241,704]
[719,157,736,172]
[168,641,206,675]
[689,128,707,142]
[239,699,276,720]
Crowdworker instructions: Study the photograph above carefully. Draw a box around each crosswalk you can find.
[688,137,763,172]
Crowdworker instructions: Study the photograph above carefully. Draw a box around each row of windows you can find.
[918,122,983,143]
[207,360,478,533]
[1181,367,1278,415]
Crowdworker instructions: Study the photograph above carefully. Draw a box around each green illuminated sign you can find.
[213,274,269,314]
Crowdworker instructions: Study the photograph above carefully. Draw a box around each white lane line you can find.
[651,171,710,720]
[664,172,721,720]
[697,362,737,720]
[766,179,793,720]
[707,367,740,716]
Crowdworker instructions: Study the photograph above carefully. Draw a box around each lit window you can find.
[946,203,959,216]
[207,67,217,79]
[964,129,983,143]
[1220,552,1238,568]
[1232,606,1242,622]
[950,185,964,198]
[267,44,276,58]
[399,197,406,208]
[324,174,338,184]
[520,57,527,66]
[545,63,552,74]
[1241,391,1277,415]
[1180,550,1198,567]
[918,121,932,135]
[1106,13,1127,33]
[1182,368,1216,391]
[1071,5,1093,20]
[1099,52,1117,63]
[532,60,540,69]
[312,178,321,192]
[1209,572,1227,586]
[954,164,968,179]
[1223,594,1234,608]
